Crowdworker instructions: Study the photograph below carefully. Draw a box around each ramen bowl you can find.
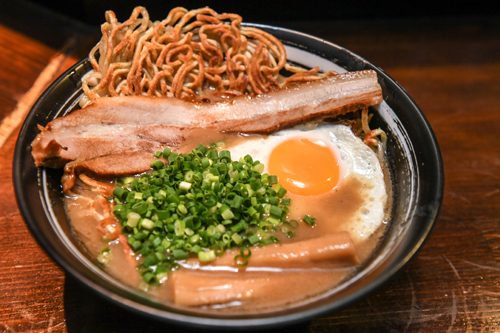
[13,24,443,329]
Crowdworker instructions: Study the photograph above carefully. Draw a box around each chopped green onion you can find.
[268,175,278,185]
[111,143,318,285]
[231,233,242,244]
[252,163,264,173]
[234,255,248,266]
[198,250,216,263]
[173,249,188,260]
[303,215,316,226]
[174,219,185,236]
[161,239,171,248]
[163,147,171,157]
[230,220,247,233]
[267,217,281,226]
[113,187,128,201]
[247,206,257,217]
[248,234,260,245]
[142,272,156,283]
[177,204,188,215]
[179,181,192,191]
[123,177,135,184]
[208,175,219,182]
[189,234,200,243]
[230,195,244,209]
[150,160,164,169]
[97,247,111,265]
[240,246,252,258]
[196,144,208,155]
[281,198,291,206]
[141,218,154,230]
[127,212,141,228]
[132,201,148,215]
[207,225,216,236]
[216,224,226,233]
[270,205,283,219]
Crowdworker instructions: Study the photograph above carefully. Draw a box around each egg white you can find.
[228,124,388,244]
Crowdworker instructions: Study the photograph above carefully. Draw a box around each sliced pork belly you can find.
[32,70,382,179]
[31,124,185,169]
[60,150,157,192]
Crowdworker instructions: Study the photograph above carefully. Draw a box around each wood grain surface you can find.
[1,2,500,332]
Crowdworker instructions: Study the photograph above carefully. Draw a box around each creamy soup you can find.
[64,126,391,312]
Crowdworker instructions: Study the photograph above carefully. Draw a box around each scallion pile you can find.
[111,143,310,285]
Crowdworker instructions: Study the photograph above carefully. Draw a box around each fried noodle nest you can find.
[80,6,337,106]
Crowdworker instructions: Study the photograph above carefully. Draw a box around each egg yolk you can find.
[268,138,340,196]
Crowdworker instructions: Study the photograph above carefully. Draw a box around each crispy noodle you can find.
[80,6,337,106]
[361,109,387,162]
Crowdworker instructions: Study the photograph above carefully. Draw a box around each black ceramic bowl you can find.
[13,24,444,329]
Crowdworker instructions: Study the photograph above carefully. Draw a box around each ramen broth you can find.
[64,130,390,312]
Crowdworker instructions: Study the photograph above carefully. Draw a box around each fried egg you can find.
[228,124,388,244]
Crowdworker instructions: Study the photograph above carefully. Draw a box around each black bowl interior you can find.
[13,24,443,329]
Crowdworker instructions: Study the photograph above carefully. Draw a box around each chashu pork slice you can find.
[32,69,383,183]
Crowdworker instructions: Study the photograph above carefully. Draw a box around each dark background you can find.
[24,0,499,26]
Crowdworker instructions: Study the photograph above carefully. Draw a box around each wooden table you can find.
[1,2,500,331]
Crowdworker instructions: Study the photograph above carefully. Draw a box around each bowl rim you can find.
[13,23,444,329]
